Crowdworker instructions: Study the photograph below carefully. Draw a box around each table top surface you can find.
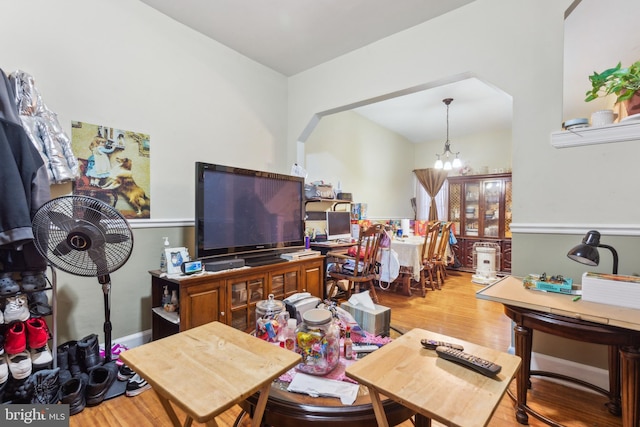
[119,321,301,423]
[476,276,640,331]
[345,328,521,427]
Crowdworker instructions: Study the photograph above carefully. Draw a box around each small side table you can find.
[119,321,300,427]
[346,328,521,427]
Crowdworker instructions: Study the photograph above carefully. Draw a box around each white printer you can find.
[284,292,321,323]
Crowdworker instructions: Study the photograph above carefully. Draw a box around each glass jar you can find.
[255,294,287,342]
[295,308,340,375]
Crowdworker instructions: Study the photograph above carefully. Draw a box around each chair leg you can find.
[367,280,380,304]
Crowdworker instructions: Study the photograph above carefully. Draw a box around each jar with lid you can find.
[295,308,340,375]
[255,294,287,342]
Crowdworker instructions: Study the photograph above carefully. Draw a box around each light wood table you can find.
[345,328,521,427]
[119,321,300,427]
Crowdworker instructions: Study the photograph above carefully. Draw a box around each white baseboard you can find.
[508,346,609,393]
[103,329,152,351]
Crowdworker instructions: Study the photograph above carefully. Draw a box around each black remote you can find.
[421,339,464,351]
[435,346,502,377]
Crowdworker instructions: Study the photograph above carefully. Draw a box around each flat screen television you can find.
[195,162,305,263]
[326,211,352,241]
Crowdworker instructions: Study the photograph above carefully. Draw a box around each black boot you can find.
[60,377,87,415]
[57,341,76,384]
[77,334,102,373]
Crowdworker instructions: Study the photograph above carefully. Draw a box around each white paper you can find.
[287,372,359,405]
[348,290,376,310]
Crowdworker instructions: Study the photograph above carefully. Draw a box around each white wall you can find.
[2,0,288,341]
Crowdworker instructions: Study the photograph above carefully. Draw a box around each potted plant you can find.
[585,60,640,115]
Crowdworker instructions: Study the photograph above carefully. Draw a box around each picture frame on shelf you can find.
[165,247,189,275]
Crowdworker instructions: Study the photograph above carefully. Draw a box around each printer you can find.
[283,292,321,323]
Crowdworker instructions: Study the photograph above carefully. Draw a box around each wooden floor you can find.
[70,271,622,427]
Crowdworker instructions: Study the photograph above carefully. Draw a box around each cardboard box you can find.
[340,301,390,336]
[581,272,640,309]
[351,203,368,220]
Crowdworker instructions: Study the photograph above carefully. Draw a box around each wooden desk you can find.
[345,328,521,427]
[477,276,640,427]
[119,321,300,427]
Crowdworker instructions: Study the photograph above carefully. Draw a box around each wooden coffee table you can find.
[119,321,300,427]
[346,328,521,427]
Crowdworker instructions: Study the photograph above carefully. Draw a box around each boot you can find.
[85,363,117,406]
[60,377,87,415]
[77,334,102,372]
[27,367,60,404]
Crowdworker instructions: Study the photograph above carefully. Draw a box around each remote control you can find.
[352,344,379,353]
[435,346,502,377]
[421,339,464,351]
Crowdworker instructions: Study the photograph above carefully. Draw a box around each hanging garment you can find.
[10,70,78,184]
[0,68,50,270]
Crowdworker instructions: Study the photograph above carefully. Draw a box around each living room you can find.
[2,0,640,422]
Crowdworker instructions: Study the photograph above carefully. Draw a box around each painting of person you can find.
[85,135,115,186]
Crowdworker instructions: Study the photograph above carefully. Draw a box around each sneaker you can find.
[85,364,117,406]
[4,295,29,323]
[7,351,32,380]
[60,377,87,415]
[25,317,51,349]
[125,373,151,397]
[0,355,8,384]
[28,291,52,317]
[117,364,135,381]
[0,273,20,296]
[20,271,48,292]
[30,344,53,368]
[5,321,27,355]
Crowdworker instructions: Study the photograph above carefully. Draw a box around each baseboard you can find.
[507,346,609,392]
[105,329,152,350]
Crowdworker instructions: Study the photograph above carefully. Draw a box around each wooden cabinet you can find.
[447,173,512,274]
[150,256,324,340]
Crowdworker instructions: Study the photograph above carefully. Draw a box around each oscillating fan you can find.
[31,195,134,369]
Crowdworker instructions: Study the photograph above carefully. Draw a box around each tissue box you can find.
[581,272,640,309]
[340,301,390,336]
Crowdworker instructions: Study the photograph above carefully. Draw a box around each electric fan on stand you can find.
[31,195,134,399]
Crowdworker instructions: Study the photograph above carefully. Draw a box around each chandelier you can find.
[434,98,462,170]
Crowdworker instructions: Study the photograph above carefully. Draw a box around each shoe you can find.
[125,373,151,397]
[100,342,128,365]
[3,295,29,323]
[117,364,135,381]
[26,317,51,349]
[58,340,81,376]
[77,334,102,372]
[0,332,4,356]
[85,364,117,406]
[27,367,60,404]
[30,344,53,368]
[0,355,8,384]
[60,377,87,415]
[20,271,47,292]
[0,272,20,296]
[28,291,52,317]
[5,321,27,354]
[7,351,32,380]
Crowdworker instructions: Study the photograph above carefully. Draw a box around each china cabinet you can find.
[447,172,512,273]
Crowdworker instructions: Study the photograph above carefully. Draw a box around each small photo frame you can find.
[165,247,189,275]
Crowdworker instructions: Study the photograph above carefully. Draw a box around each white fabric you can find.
[288,372,359,405]
[379,248,400,283]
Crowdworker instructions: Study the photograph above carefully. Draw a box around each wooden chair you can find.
[415,222,441,296]
[328,223,384,304]
[432,221,453,288]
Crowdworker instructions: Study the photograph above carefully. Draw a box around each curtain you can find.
[413,168,448,221]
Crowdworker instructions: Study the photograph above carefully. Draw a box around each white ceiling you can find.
[136,0,520,143]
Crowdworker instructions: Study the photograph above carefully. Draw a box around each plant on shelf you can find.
[585,61,640,116]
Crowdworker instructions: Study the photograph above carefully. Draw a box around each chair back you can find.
[420,222,441,262]
[435,222,453,261]
[351,223,385,276]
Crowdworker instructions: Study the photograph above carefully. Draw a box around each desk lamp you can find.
[567,230,618,274]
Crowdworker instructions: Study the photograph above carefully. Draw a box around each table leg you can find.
[513,323,532,425]
[620,346,640,427]
[367,387,390,427]
[155,392,184,427]
[251,385,271,427]
[606,345,621,416]
[414,413,432,427]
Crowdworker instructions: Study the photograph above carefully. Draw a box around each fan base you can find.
[103,361,128,400]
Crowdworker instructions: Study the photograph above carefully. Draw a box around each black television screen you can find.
[195,162,305,261]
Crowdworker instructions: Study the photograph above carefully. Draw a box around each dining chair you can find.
[327,223,385,303]
[432,221,453,288]
[415,222,441,295]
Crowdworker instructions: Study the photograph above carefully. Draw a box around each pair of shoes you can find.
[20,271,47,292]
[86,363,118,406]
[125,373,151,397]
[0,272,20,296]
[77,334,102,372]
[4,319,52,366]
[27,367,60,404]
[5,351,32,380]
[4,294,29,323]
[60,377,87,415]
[117,364,135,381]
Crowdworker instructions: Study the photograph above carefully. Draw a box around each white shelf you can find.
[551,120,640,148]
[152,306,180,324]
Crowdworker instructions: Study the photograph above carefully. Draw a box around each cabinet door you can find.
[505,179,512,238]
[181,280,226,330]
[448,182,462,235]
[228,273,267,332]
[462,182,480,237]
[302,259,323,298]
[481,179,503,238]
[502,240,512,273]
[269,267,300,300]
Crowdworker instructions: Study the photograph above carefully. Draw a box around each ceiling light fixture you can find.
[434,98,461,171]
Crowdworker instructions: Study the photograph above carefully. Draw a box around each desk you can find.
[477,276,640,427]
[119,321,300,427]
[345,328,521,427]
